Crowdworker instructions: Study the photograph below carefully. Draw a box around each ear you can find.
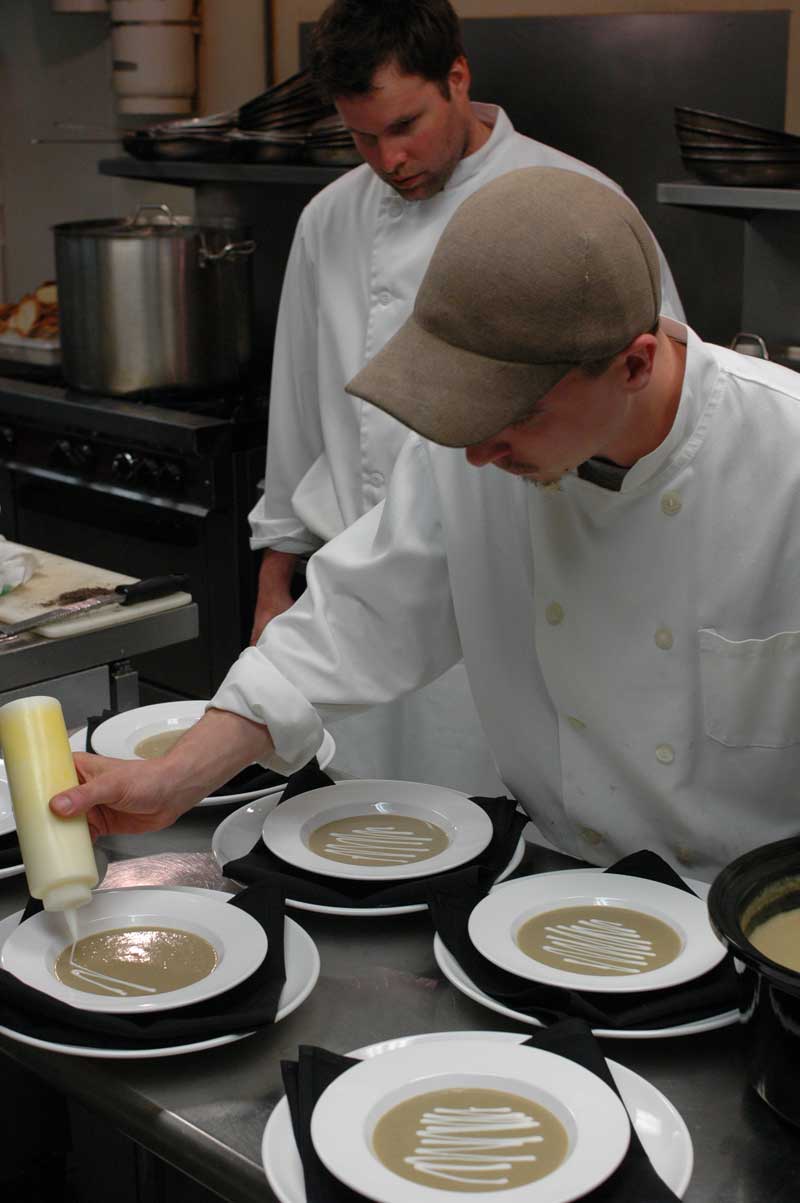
[448,55,471,98]
[620,333,657,391]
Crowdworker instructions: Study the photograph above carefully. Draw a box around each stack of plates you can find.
[435,869,737,1039]
[305,114,362,166]
[219,779,525,917]
[124,69,339,165]
[262,1031,696,1202]
[675,105,800,187]
[0,885,320,1059]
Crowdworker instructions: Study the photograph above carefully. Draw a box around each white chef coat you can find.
[246,103,684,793]
[218,319,800,878]
[249,104,683,554]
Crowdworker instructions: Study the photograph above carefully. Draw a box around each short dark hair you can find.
[310,0,465,100]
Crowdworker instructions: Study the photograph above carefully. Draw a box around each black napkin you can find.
[0,829,22,871]
[85,709,295,799]
[281,1017,680,1203]
[429,849,739,1032]
[0,880,287,1051]
[222,760,527,909]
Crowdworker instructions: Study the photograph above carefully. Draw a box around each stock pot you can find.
[54,204,255,397]
[708,835,800,1127]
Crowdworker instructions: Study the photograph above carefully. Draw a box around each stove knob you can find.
[0,426,14,454]
[111,451,139,483]
[139,457,163,487]
[161,461,184,491]
[51,438,95,472]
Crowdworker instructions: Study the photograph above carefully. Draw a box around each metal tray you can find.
[0,331,60,366]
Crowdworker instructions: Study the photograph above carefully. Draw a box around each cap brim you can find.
[345,314,572,448]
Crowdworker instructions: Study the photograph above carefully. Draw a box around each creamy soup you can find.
[134,729,187,759]
[54,926,218,997]
[516,904,682,977]
[307,813,449,866]
[749,907,800,972]
[372,1086,568,1192]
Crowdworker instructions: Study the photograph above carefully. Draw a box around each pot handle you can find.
[198,236,257,267]
[730,331,769,359]
[125,203,182,228]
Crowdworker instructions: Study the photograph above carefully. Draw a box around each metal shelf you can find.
[98,156,350,187]
[658,180,800,213]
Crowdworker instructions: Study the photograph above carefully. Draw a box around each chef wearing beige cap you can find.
[53,167,800,878]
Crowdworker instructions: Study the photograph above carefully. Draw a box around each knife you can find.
[0,574,190,636]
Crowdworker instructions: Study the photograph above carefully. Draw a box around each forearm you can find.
[250,548,299,644]
[51,707,275,838]
[157,707,275,810]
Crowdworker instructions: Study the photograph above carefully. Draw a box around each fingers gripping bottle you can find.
[0,697,97,932]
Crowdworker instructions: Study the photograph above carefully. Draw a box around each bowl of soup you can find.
[708,834,800,1126]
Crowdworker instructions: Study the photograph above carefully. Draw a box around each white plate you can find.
[435,870,738,1039]
[0,777,14,839]
[213,791,526,916]
[468,871,727,994]
[309,1038,630,1203]
[262,780,494,882]
[0,887,320,1057]
[85,706,335,807]
[1,887,268,1014]
[261,1031,694,1203]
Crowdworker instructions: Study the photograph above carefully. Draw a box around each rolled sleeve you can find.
[209,646,324,775]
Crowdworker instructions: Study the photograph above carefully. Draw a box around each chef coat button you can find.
[655,743,675,765]
[566,715,586,731]
[580,826,604,847]
[654,627,674,651]
[676,845,693,867]
[661,491,682,516]
[368,471,384,487]
[378,290,392,306]
[545,602,565,626]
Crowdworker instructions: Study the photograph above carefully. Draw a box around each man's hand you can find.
[50,708,275,840]
[54,752,191,840]
[250,548,298,645]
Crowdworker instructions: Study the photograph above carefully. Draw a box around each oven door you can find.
[0,465,243,700]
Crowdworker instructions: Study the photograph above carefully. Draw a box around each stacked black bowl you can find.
[675,106,800,187]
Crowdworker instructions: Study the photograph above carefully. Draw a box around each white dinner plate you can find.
[262,1031,694,1203]
[433,869,739,1039]
[0,728,90,878]
[468,871,727,994]
[0,887,320,1057]
[0,777,14,839]
[213,791,526,916]
[309,1038,630,1203]
[1,887,268,1014]
[84,707,335,806]
[262,1024,692,1203]
[261,780,494,881]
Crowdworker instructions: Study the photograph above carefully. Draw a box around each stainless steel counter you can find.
[0,809,797,1203]
[0,604,199,693]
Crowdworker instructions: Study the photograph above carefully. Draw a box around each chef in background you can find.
[53,166,800,880]
[246,0,684,792]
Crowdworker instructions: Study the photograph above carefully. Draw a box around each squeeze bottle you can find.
[0,696,97,921]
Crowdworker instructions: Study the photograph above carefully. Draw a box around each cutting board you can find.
[0,544,191,639]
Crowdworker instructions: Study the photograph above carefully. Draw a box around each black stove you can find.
[0,367,268,703]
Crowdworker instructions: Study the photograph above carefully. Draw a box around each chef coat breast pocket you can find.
[699,627,800,747]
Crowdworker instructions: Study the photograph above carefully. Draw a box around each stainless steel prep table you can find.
[0,810,796,1203]
[0,603,199,717]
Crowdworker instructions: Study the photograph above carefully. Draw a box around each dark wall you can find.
[458,11,789,345]
[302,11,790,346]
